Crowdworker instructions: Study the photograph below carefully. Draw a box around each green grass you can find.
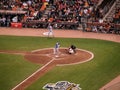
[0,35,120,90]
[0,54,41,90]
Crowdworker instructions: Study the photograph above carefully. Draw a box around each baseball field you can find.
[0,28,120,90]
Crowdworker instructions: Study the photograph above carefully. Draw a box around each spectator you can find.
[92,25,98,32]
[12,16,18,22]
[2,16,6,27]
[6,16,11,27]
[104,23,111,33]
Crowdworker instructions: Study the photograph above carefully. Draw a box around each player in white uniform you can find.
[48,23,54,37]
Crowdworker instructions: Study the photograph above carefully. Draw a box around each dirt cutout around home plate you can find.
[25,48,94,66]
[0,48,93,90]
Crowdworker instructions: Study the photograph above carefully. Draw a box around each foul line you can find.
[32,48,94,66]
[57,48,94,66]
[12,48,94,90]
[31,48,54,53]
[12,59,54,90]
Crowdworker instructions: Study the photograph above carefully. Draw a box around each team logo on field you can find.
[43,81,81,90]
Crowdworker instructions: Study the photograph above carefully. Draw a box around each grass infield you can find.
[0,35,120,90]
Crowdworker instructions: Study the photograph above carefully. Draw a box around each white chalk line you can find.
[32,48,94,66]
[11,58,54,90]
[0,52,25,55]
[11,48,94,89]
[57,48,94,66]
[31,48,54,53]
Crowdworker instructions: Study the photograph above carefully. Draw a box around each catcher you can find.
[68,45,76,54]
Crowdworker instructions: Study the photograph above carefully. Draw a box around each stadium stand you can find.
[0,0,120,34]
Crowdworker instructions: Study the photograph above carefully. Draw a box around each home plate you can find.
[43,32,52,36]
[55,55,59,57]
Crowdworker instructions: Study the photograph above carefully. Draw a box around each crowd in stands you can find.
[0,0,119,34]
[112,7,120,24]
[0,0,44,27]
[23,0,102,29]
[0,0,43,17]
[0,0,100,27]
[86,0,120,34]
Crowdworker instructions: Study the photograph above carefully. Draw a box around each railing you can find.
[86,22,120,34]
[87,22,120,27]
[22,20,79,29]
[0,10,27,14]
[102,0,115,15]
[98,0,116,16]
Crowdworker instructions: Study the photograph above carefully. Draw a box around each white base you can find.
[43,32,52,36]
